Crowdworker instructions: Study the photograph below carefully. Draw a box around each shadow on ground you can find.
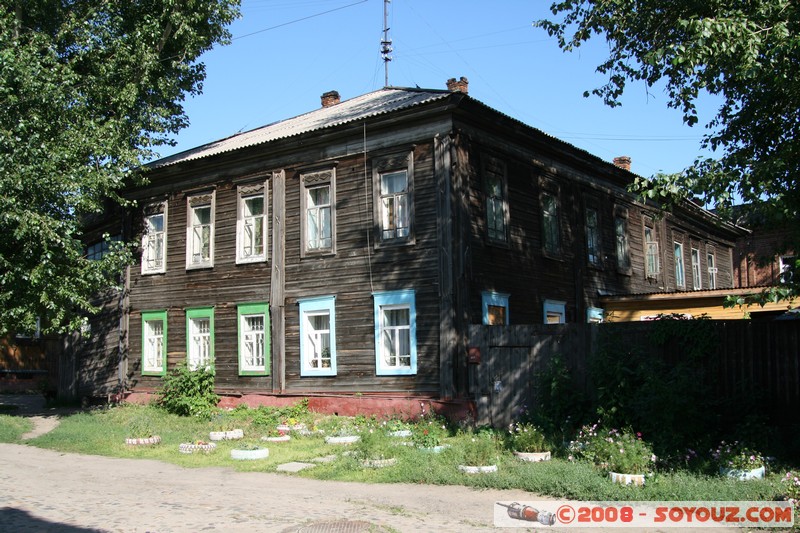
[0,507,106,532]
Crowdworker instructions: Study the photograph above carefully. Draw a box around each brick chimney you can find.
[321,90,340,108]
[446,76,469,94]
[613,156,632,171]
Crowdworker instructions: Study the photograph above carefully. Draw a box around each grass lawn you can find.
[1,402,797,508]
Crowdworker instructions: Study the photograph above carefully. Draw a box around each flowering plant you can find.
[711,441,765,470]
[782,471,800,509]
[411,405,448,448]
[569,423,655,474]
[506,422,548,453]
[460,433,500,466]
[412,427,442,448]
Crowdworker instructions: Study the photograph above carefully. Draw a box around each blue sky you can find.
[165,0,720,178]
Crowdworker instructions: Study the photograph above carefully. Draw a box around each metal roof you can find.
[151,88,452,168]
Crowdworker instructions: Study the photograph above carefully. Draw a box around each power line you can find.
[234,0,368,40]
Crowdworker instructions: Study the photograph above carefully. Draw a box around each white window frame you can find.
[373,290,417,376]
[141,202,167,275]
[186,193,215,269]
[586,207,601,266]
[237,303,269,376]
[373,152,414,246]
[707,251,717,289]
[674,241,686,288]
[543,299,566,324]
[691,248,702,290]
[541,191,560,255]
[142,310,167,376]
[614,209,631,272]
[299,296,337,377]
[186,307,214,371]
[481,291,510,325]
[300,168,336,257]
[484,156,508,244]
[645,225,660,278]
[236,183,268,264]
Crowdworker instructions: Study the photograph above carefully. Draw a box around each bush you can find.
[505,421,549,453]
[570,422,655,474]
[156,364,219,419]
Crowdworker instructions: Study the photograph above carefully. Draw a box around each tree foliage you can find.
[0,0,240,335]
[536,1,799,288]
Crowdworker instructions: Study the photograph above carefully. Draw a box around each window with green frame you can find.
[186,307,214,371]
[237,302,270,376]
[141,310,167,376]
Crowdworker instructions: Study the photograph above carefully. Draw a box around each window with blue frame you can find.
[586,307,604,324]
[299,296,337,376]
[373,290,417,375]
[481,291,509,325]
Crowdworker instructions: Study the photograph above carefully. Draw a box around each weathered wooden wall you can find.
[468,321,800,428]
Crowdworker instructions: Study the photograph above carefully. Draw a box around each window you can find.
[237,184,267,264]
[373,151,414,245]
[301,169,335,256]
[142,202,167,274]
[484,157,508,243]
[379,171,410,241]
[543,300,566,324]
[237,303,269,376]
[707,252,717,289]
[645,225,660,278]
[587,307,604,324]
[674,241,685,288]
[691,248,702,290]
[373,290,417,375]
[614,212,631,271]
[542,192,560,255]
[299,296,337,376]
[586,208,601,266]
[186,193,215,269]
[141,310,167,376]
[780,255,796,284]
[481,291,509,325]
[186,307,214,371]
[87,235,121,261]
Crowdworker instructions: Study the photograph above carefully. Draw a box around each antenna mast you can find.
[381,0,392,87]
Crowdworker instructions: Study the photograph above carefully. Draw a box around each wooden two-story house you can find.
[74,78,743,412]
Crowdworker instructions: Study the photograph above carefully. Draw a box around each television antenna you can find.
[381,0,393,87]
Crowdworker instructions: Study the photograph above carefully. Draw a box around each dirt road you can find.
[0,442,544,532]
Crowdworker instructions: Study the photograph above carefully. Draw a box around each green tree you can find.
[536,1,799,290]
[0,0,240,336]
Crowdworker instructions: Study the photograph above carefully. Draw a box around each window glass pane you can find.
[144,320,163,371]
[381,171,407,195]
[242,315,265,368]
[543,194,559,252]
[586,209,599,264]
[308,186,329,207]
[244,196,264,217]
[674,243,685,287]
[380,171,409,240]
[190,317,211,369]
[487,305,506,325]
[615,216,629,269]
[306,312,331,369]
[193,206,211,225]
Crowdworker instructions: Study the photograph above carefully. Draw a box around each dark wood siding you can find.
[128,174,272,392]
[283,143,441,393]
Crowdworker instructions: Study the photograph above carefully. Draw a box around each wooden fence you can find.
[467,320,800,428]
